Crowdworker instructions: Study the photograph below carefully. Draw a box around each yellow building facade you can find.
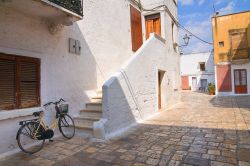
[212,11,250,95]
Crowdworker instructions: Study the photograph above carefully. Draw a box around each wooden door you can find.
[181,76,189,90]
[234,69,248,94]
[201,79,208,89]
[145,13,161,39]
[216,64,232,92]
[158,71,163,109]
[192,77,197,88]
[130,5,143,52]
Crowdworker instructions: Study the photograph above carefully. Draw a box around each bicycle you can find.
[16,98,75,154]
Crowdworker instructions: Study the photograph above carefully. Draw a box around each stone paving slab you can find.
[0,92,250,166]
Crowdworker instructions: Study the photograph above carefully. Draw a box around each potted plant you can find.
[208,83,215,95]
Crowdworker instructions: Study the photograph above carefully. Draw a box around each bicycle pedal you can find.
[49,139,54,142]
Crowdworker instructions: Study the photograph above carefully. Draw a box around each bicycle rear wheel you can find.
[59,114,75,139]
[17,122,45,154]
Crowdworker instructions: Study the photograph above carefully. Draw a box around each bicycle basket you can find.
[59,104,69,114]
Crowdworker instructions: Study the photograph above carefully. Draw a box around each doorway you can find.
[201,79,208,88]
[192,77,197,88]
[158,71,164,110]
[234,69,248,94]
[181,76,189,90]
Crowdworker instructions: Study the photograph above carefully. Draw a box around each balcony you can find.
[218,49,250,64]
[46,0,83,16]
[3,0,83,26]
[230,48,250,64]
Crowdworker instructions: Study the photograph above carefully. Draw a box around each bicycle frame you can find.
[33,107,60,138]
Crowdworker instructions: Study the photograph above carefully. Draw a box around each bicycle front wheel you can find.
[59,114,75,139]
[17,122,45,154]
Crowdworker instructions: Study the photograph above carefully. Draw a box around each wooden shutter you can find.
[154,17,161,36]
[146,20,153,39]
[18,57,40,108]
[0,56,16,110]
[145,13,161,39]
[130,5,143,52]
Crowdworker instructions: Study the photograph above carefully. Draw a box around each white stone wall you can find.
[102,34,181,137]
[0,6,95,156]
[100,0,180,137]
[0,0,133,157]
[180,52,215,90]
[0,0,179,156]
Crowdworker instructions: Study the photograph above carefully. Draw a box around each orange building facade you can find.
[212,11,250,95]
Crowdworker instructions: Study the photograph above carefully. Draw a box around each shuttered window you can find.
[130,5,143,52]
[0,54,40,110]
[0,56,16,110]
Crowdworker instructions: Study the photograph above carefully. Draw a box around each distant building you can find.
[212,11,250,96]
[180,52,215,91]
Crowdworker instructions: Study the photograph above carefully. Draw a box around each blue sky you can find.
[178,0,250,54]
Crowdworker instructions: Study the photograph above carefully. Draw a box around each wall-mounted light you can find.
[183,34,191,46]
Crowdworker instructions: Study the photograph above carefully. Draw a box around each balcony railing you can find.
[48,0,83,16]
[230,48,250,61]
[219,48,250,64]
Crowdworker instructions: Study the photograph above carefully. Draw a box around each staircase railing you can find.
[120,69,143,119]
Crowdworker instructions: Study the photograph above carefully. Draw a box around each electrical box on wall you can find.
[69,38,81,55]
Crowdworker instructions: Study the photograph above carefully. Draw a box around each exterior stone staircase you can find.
[74,90,102,136]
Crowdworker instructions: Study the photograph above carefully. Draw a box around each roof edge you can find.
[212,10,250,18]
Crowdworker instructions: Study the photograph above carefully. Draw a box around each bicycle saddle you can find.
[33,111,44,117]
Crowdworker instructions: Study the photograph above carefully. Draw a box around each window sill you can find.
[0,107,41,121]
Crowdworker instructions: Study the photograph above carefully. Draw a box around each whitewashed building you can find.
[0,0,180,157]
[180,52,215,91]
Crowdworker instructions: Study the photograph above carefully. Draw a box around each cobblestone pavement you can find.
[1,92,250,166]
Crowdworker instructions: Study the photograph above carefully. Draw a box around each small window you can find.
[219,41,224,47]
[0,54,40,110]
[199,62,205,71]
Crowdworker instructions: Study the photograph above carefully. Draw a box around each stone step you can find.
[81,108,102,113]
[74,117,95,127]
[86,102,102,110]
[80,111,102,119]
[96,89,102,96]
[75,114,101,121]
[74,119,93,130]
[90,98,102,103]
[92,94,102,99]
[75,128,93,137]
[75,126,93,137]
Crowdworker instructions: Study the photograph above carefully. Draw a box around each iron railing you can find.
[230,48,250,61]
[48,0,83,16]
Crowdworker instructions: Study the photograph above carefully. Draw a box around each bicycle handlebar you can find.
[43,98,65,107]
